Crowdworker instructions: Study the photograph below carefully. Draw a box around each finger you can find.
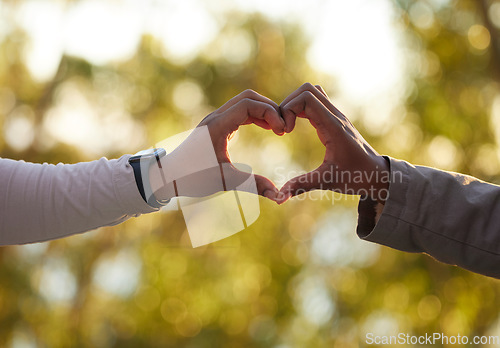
[279,83,328,132]
[243,117,272,130]
[279,104,297,134]
[217,89,279,114]
[254,174,279,201]
[280,83,344,132]
[279,83,326,110]
[279,85,305,133]
[221,163,279,201]
[225,98,285,135]
[315,85,329,98]
[281,90,338,134]
[276,168,323,204]
[227,171,279,201]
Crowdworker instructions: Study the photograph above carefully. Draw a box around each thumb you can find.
[276,169,323,204]
[221,163,279,202]
[254,174,280,202]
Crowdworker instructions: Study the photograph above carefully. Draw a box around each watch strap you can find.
[129,148,168,209]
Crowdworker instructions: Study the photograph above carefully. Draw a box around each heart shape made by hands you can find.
[160,83,389,207]
[216,84,388,205]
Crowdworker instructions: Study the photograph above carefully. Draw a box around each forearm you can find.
[357,157,500,279]
[0,155,156,245]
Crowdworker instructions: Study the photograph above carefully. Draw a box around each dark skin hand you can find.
[277,83,390,205]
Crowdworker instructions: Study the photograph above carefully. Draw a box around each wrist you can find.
[149,155,177,202]
[129,148,171,208]
[368,156,390,205]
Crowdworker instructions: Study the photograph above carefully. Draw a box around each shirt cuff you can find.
[113,155,159,216]
[356,156,411,246]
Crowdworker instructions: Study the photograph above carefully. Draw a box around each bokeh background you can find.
[1,0,500,347]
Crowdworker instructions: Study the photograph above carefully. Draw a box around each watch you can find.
[129,148,169,208]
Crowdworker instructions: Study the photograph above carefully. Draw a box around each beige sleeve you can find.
[357,157,500,279]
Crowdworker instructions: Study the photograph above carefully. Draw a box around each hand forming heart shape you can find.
[276,83,390,205]
[201,83,390,205]
[154,83,390,206]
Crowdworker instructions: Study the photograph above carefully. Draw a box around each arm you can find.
[278,83,500,279]
[0,89,283,245]
[0,155,155,245]
[358,157,500,279]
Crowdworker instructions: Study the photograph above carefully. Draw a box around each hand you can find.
[197,89,286,161]
[277,83,390,204]
[151,90,285,202]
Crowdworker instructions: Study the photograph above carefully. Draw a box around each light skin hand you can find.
[277,83,390,205]
[150,90,285,202]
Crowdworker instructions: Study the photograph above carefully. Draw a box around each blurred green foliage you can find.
[1,1,500,347]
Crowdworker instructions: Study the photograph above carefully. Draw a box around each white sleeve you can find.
[0,155,157,245]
